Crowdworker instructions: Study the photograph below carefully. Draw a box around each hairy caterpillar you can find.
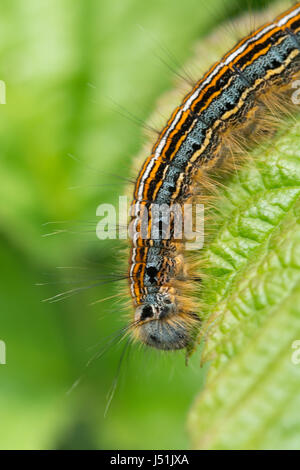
[127,1,300,351]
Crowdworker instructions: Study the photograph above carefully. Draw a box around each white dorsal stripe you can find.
[136,5,300,202]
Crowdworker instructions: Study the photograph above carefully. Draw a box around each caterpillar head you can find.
[133,293,200,350]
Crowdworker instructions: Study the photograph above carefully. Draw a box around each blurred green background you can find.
[0,0,277,450]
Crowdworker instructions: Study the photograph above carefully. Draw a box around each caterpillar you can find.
[127,1,300,351]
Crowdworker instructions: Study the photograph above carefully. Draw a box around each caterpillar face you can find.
[133,294,198,350]
[135,316,191,350]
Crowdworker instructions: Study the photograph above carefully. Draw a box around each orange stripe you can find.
[130,3,300,304]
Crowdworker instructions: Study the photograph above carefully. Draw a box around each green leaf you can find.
[188,119,300,450]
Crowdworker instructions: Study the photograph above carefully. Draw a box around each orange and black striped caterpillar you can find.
[127,2,300,351]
